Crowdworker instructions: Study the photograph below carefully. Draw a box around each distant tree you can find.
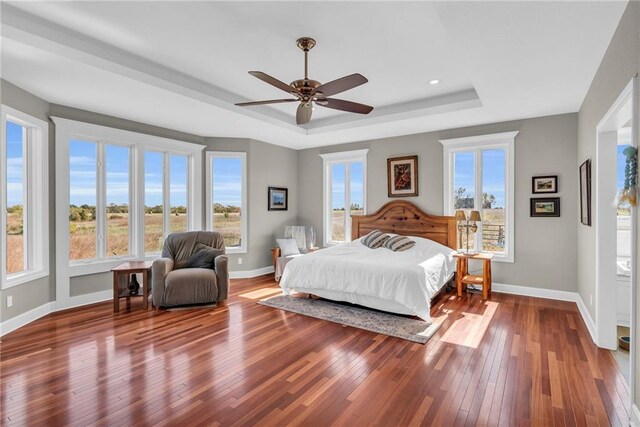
[454,187,474,209]
[482,193,496,209]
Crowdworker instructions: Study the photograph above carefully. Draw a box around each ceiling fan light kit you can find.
[236,37,373,125]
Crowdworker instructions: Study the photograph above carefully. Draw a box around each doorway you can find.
[595,77,637,397]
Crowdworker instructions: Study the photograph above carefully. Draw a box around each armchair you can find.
[152,231,229,307]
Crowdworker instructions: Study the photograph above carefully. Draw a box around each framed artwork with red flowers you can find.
[387,155,418,197]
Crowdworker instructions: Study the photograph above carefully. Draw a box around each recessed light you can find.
[429,79,441,85]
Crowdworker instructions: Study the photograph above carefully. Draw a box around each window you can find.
[54,117,203,278]
[206,152,247,253]
[143,151,192,255]
[1,106,49,288]
[320,149,368,245]
[68,140,132,261]
[441,132,516,262]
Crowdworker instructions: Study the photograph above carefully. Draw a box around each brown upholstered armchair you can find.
[152,231,229,308]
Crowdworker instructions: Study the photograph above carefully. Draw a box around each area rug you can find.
[258,295,440,344]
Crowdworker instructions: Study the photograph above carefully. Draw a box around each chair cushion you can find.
[276,238,300,257]
[185,243,224,269]
[163,268,218,306]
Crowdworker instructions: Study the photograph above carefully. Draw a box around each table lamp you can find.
[455,209,481,254]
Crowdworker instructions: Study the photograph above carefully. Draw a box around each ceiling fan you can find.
[236,37,373,125]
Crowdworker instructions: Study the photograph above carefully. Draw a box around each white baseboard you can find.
[230,266,274,279]
[1,289,112,337]
[492,282,597,345]
[632,403,640,427]
[0,302,54,337]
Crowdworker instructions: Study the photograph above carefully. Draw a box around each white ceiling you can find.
[0,1,628,149]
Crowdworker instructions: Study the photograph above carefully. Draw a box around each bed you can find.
[279,200,457,322]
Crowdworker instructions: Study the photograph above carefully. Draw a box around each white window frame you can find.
[320,149,368,246]
[205,151,247,254]
[440,131,517,263]
[53,117,203,280]
[0,105,49,289]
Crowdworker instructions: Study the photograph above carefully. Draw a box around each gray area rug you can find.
[258,295,440,344]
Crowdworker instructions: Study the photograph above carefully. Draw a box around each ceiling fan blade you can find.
[236,99,297,107]
[318,98,374,114]
[296,103,312,125]
[313,73,368,97]
[249,71,299,95]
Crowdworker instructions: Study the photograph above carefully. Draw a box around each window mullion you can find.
[345,161,351,241]
[474,149,483,252]
[96,143,106,259]
[163,152,170,239]
[21,126,30,270]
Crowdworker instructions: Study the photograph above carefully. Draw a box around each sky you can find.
[6,122,23,207]
[331,161,364,209]
[454,149,506,208]
[618,144,630,191]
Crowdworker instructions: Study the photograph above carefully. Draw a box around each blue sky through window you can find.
[106,145,129,205]
[331,161,364,209]
[69,140,97,206]
[454,150,506,208]
[6,122,24,207]
[170,155,187,207]
[618,144,630,191]
[145,151,164,207]
[212,157,242,207]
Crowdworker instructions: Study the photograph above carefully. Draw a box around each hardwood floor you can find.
[1,275,630,426]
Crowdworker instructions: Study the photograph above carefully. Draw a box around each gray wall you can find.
[203,137,299,271]
[298,113,579,292]
[0,81,53,322]
[575,0,640,410]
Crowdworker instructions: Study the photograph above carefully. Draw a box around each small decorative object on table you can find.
[387,155,418,197]
[454,209,481,254]
[128,274,140,295]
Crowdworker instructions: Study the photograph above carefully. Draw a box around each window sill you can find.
[2,269,49,289]
[69,256,138,277]
[486,253,513,263]
[226,247,247,255]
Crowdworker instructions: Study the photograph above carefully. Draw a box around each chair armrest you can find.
[214,255,230,301]
[152,257,174,307]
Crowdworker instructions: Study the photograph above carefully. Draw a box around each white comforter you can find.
[279,236,455,322]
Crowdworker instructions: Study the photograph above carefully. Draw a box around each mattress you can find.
[279,235,455,322]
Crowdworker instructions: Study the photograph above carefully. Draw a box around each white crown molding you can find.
[2,4,481,137]
[439,130,519,147]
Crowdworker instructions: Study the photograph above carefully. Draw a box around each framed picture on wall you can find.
[530,197,561,217]
[532,175,558,193]
[579,159,591,226]
[268,187,288,211]
[387,155,418,197]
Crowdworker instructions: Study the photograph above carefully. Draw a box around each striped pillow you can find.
[384,235,416,252]
[361,230,390,249]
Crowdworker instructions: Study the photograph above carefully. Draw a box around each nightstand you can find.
[452,253,494,299]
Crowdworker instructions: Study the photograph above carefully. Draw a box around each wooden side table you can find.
[112,261,153,313]
[452,253,494,299]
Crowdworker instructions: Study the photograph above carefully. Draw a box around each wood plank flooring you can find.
[0,275,630,426]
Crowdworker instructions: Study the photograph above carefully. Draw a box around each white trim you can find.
[205,151,248,254]
[440,131,517,263]
[1,105,49,290]
[0,301,54,337]
[631,404,640,427]
[229,266,274,279]
[491,282,596,344]
[321,149,369,246]
[52,290,112,311]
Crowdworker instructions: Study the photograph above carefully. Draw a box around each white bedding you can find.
[279,236,455,322]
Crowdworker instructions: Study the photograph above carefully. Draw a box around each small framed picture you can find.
[532,175,558,194]
[268,187,288,211]
[579,159,591,226]
[387,155,418,197]
[530,197,560,217]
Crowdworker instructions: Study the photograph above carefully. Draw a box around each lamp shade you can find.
[469,210,482,222]
[455,210,467,221]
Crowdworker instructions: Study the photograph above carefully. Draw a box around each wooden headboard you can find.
[351,200,457,249]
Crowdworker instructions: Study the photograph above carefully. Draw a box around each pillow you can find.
[361,230,391,249]
[185,243,224,269]
[384,235,416,252]
[276,238,300,257]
